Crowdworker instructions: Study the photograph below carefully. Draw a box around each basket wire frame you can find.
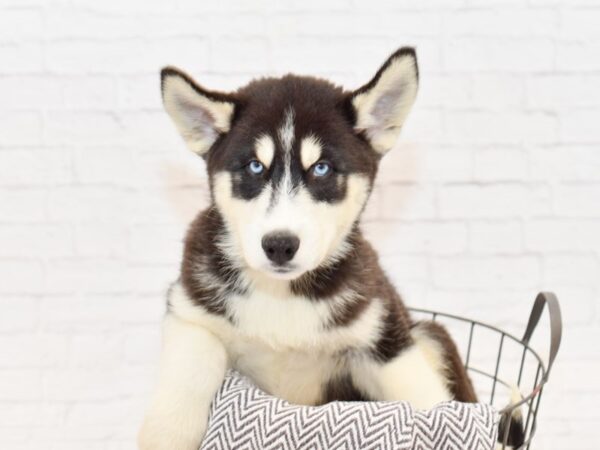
[408,292,562,450]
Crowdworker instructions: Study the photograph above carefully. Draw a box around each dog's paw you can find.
[138,415,206,450]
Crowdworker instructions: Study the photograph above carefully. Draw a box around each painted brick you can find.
[524,219,600,252]
[438,184,544,219]
[0,334,67,368]
[0,111,42,146]
[432,256,541,289]
[0,260,45,294]
[473,148,529,182]
[0,369,42,401]
[468,220,523,254]
[128,223,185,264]
[0,76,63,109]
[121,327,162,364]
[378,255,429,283]
[68,333,123,368]
[364,221,468,255]
[526,75,600,109]
[560,110,600,143]
[401,109,445,144]
[379,147,473,183]
[62,76,117,109]
[117,75,162,109]
[445,10,557,37]
[543,255,600,286]
[0,9,43,42]
[0,2,597,449]
[0,403,66,427]
[73,222,129,258]
[556,41,600,71]
[0,150,72,187]
[44,259,130,294]
[0,224,73,258]
[417,74,472,108]
[470,75,526,110]
[271,12,443,38]
[443,38,555,72]
[559,9,600,39]
[445,111,558,145]
[554,184,600,218]
[381,184,437,219]
[46,38,210,75]
[271,37,391,74]
[0,297,38,332]
[529,146,600,182]
[548,285,597,325]
[0,43,44,73]
[72,145,136,186]
[44,112,123,145]
[46,186,130,222]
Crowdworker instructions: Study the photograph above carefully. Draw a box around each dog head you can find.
[161,48,418,282]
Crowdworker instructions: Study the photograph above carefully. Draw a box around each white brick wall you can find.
[1,0,599,448]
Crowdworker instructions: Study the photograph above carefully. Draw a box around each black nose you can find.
[261,232,300,265]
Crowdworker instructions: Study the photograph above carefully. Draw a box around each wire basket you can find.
[409,292,562,450]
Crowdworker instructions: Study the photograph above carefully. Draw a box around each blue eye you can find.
[312,162,331,177]
[248,160,264,175]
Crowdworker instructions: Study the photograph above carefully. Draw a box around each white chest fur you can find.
[168,281,384,404]
[229,338,339,405]
[227,284,332,348]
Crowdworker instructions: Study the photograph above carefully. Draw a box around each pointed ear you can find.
[351,47,419,154]
[160,67,237,156]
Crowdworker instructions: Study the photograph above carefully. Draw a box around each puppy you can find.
[138,48,479,450]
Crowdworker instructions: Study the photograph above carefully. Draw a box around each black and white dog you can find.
[139,48,500,450]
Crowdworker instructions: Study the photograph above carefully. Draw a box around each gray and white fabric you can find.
[200,370,498,450]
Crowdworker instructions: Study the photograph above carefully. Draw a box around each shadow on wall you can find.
[371,140,422,221]
[160,161,211,224]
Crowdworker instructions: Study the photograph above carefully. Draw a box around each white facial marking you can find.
[213,171,370,280]
[278,107,295,154]
[278,108,295,194]
[254,134,275,168]
[162,74,234,155]
[300,135,323,170]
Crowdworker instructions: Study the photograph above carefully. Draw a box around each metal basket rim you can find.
[407,306,548,415]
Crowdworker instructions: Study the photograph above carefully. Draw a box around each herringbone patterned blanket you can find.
[200,370,498,450]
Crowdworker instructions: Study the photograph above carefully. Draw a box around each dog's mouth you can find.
[265,263,302,280]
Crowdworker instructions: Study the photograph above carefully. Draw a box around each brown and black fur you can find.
[167,49,481,403]
[140,47,523,450]
[178,204,478,404]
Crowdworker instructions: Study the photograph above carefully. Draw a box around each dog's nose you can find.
[262,232,300,265]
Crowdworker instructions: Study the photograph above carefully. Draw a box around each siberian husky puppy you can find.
[139,48,517,450]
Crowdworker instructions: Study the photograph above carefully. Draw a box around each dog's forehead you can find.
[236,75,350,139]
[209,74,376,182]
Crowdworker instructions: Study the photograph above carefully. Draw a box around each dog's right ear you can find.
[161,67,237,156]
[350,48,418,155]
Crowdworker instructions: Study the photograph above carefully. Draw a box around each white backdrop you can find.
[1,0,599,448]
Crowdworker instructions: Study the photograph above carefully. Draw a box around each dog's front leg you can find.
[138,313,227,450]
[354,322,474,409]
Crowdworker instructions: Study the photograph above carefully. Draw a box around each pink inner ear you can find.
[178,97,218,139]
[371,81,410,125]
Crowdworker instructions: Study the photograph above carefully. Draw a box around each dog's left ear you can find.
[161,66,237,156]
[350,47,419,154]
